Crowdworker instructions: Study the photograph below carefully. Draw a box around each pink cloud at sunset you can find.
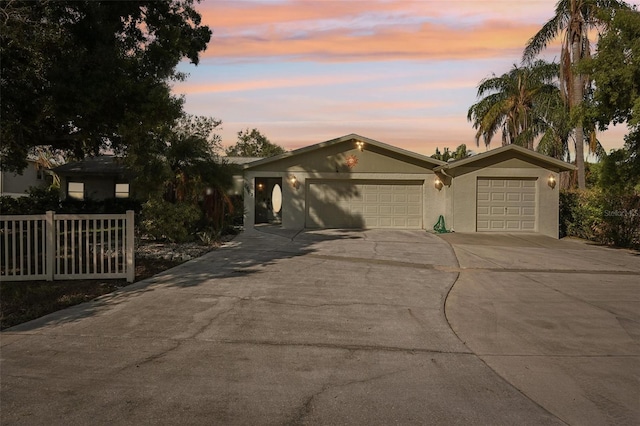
[173,71,409,95]
[204,20,543,62]
[175,0,640,157]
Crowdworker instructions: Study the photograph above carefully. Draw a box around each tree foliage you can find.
[225,128,286,158]
[468,61,560,150]
[582,7,640,178]
[0,0,211,173]
[431,144,472,161]
[523,0,632,189]
[135,114,236,238]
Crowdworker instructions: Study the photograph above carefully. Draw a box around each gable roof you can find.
[52,156,129,177]
[434,144,576,174]
[244,134,446,169]
[224,156,263,165]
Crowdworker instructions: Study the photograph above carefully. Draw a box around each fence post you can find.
[46,211,55,281]
[126,210,135,283]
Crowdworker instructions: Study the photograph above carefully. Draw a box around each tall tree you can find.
[0,1,211,173]
[225,128,286,158]
[523,0,631,189]
[467,61,560,150]
[580,9,640,186]
[582,6,640,175]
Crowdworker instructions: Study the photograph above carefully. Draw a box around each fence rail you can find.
[1,211,135,282]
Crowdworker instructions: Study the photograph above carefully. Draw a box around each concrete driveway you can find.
[441,233,640,426]
[1,229,637,425]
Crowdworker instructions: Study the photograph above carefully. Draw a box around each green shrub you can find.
[140,198,201,242]
[559,190,602,240]
[0,186,60,214]
[560,189,639,249]
[599,192,640,249]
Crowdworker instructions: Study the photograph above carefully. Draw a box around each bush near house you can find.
[560,189,640,249]
[139,198,201,243]
[0,186,142,215]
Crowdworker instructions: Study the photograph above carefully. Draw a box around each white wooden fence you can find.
[1,211,135,283]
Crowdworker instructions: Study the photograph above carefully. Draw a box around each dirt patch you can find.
[0,238,231,330]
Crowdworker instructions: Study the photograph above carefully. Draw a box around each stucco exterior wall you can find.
[244,139,569,237]
[445,164,560,238]
[244,170,441,230]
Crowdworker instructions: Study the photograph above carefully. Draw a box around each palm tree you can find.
[467,60,560,150]
[523,0,631,189]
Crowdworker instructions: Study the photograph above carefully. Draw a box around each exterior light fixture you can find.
[434,177,443,191]
[356,141,365,152]
[548,174,556,189]
[257,182,264,191]
[288,175,299,189]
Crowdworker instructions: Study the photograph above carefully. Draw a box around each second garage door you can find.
[476,178,537,231]
[306,180,423,229]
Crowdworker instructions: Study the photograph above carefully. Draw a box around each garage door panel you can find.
[506,193,522,202]
[522,221,535,230]
[491,206,504,215]
[364,205,379,214]
[408,205,421,215]
[394,206,408,215]
[307,181,423,229]
[506,221,523,230]
[477,178,537,232]
[491,220,506,229]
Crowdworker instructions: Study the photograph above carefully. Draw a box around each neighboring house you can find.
[0,159,50,197]
[243,134,576,238]
[52,156,131,201]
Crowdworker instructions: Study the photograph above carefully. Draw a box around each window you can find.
[68,182,84,200]
[115,183,129,198]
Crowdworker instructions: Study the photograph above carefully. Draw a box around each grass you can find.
[0,257,182,330]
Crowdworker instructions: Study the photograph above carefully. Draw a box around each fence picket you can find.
[0,212,134,282]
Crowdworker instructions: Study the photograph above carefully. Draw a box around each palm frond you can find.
[523,11,566,63]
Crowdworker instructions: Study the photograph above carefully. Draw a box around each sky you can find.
[172,0,638,158]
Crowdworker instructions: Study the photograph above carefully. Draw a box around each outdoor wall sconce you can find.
[288,175,299,189]
[257,182,264,191]
[548,174,556,189]
[434,177,443,191]
[356,141,365,152]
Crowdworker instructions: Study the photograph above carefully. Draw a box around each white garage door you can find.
[476,178,537,231]
[306,180,423,229]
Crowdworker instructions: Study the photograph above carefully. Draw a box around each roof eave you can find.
[244,134,446,170]
[434,144,576,173]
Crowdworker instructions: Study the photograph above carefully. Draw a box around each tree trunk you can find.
[571,27,586,190]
